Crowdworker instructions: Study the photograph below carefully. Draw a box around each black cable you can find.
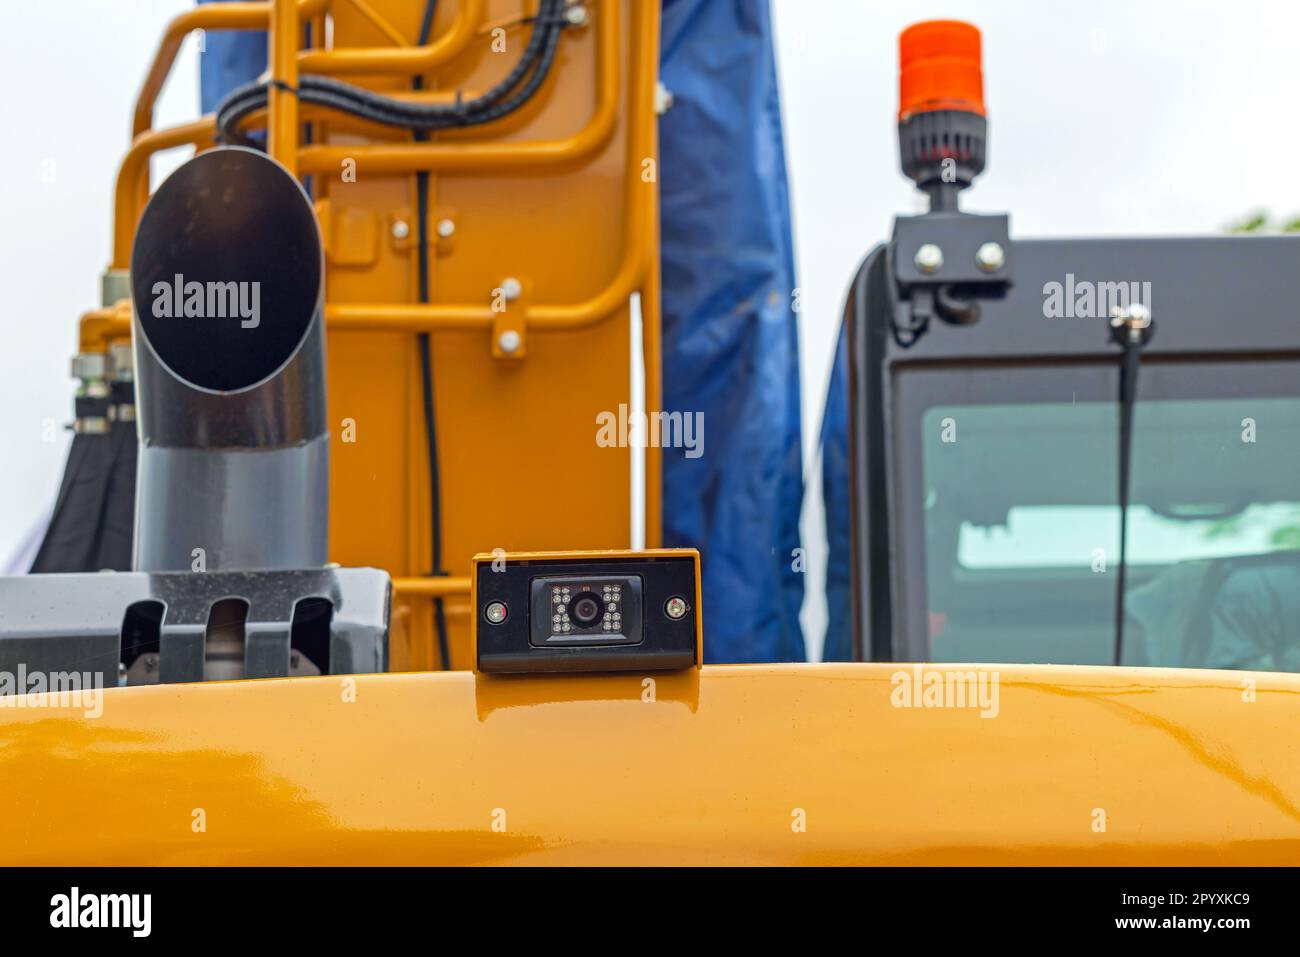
[215,0,567,144]
[412,0,451,671]
[1110,315,1153,666]
[415,0,438,56]
[1113,339,1138,665]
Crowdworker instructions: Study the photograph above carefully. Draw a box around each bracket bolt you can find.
[500,277,523,301]
[914,243,944,274]
[565,4,588,27]
[436,218,456,238]
[497,330,522,354]
[391,219,410,240]
[975,241,1006,272]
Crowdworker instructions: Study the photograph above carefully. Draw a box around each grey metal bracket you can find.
[0,567,390,693]
[891,211,1012,339]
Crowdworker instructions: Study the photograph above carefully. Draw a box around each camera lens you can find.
[569,591,604,627]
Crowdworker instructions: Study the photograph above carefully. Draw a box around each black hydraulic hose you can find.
[411,0,451,671]
[215,0,567,144]
[460,16,565,126]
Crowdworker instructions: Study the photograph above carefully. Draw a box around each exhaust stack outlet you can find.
[129,147,327,572]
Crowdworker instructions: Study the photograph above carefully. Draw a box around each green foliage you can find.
[1229,211,1300,233]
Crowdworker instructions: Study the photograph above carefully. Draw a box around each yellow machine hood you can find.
[2,662,1296,865]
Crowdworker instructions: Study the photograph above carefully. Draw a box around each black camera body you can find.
[472,550,701,674]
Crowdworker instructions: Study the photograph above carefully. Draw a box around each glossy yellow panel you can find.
[1,663,1297,864]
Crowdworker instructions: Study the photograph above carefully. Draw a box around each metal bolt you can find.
[914,243,944,274]
[391,219,410,240]
[108,341,134,382]
[497,330,522,354]
[484,601,508,624]
[1110,302,1152,342]
[436,218,455,238]
[565,4,588,26]
[1111,302,1152,326]
[664,596,688,620]
[975,241,1005,273]
[500,277,523,301]
[70,352,108,382]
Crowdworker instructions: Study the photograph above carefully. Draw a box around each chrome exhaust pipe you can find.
[129,146,328,572]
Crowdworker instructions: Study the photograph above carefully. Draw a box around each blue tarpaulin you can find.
[197,0,807,663]
[197,0,266,115]
[658,0,804,662]
[819,324,853,661]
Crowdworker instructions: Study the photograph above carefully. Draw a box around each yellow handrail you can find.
[392,577,472,597]
[132,0,330,139]
[113,118,216,269]
[314,0,646,334]
[93,0,656,354]
[269,0,301,174]
[297,0,484,74]
[297,0,618,174]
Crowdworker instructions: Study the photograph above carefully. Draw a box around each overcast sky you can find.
[3,1,1299,655]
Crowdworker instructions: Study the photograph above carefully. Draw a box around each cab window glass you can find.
[920,397,1300,671]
